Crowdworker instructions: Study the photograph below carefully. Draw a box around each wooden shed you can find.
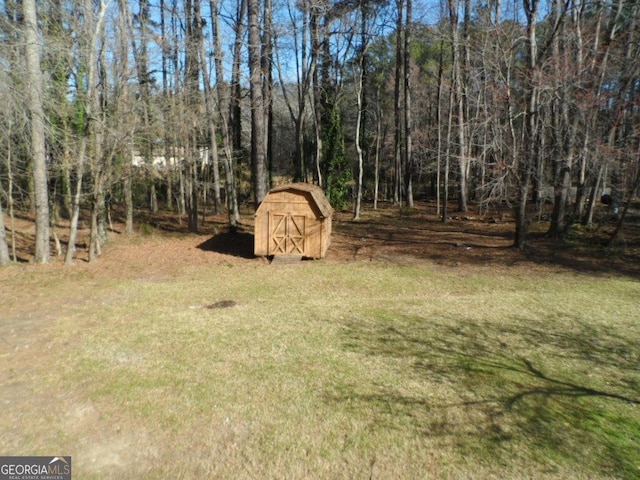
[254,183,333,259]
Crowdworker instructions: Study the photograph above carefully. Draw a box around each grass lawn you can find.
[1,230,639,479]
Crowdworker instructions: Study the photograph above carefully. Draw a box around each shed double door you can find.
[269,212,306,255]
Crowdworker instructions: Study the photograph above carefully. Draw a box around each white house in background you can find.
[132,148,211,169]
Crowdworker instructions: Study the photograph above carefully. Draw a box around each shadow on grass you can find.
[196,227,255,259]
[523,236,640,278]
[333,314,640,478]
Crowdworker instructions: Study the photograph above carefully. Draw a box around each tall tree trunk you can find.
[117,2,134,234]
[583,160,605,227]
[84,0,107,262]
[65,138,87,264]
[184,0,201,232]
[404,0,414,207]
[160,0,173,212]
[310,4,323,186]
[211,0,240,227]
[459,0,471,211]
[248,0,268,207]
[442,55,454,224]
[124,164,134,233]
[3,131,17,262]
[570,3,588,224]
[0,199,10,265]
[89,173,104,262]
[448,0,468,213]
[196,2,222,215]
[393,0,404,204]
[353,59,365,220]
[24,0,50,263]
[230,0,246,157]
[142,0,157,213]
[436,39,445,217]
[354,3,372,219]
[373,87,383,210]
[185,153,199,233]
[93,39,110,255]
[548,0,572,236]
[515,0,540,249]
[262,0,273,188]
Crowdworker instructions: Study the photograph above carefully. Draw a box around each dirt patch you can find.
[3,201,640,275]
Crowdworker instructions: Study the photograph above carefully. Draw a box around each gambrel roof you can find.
[262,183,333,219]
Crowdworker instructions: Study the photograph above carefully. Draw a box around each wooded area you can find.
[0,0,639,264]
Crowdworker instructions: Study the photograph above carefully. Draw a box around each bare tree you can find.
[580,0,626,227]
[403,0,414,207]
[139,0,158,213]
[210,0,240,227]
[447,0,468,213]
[514,0,540,250]
[276,0,314,183]
[195,0,222,215]
[436,36,446,218]
[353,18,366,220]
[393,0,404,204]
[0,71,20,262]
[66,0,108,264]
[184,0,201,233]
[116,1,135,234]
[248,0,268,206]
[310,0,325,186]
[230,0,247,162]
[547,0,574,236]
[23,0,50,263]
[88,0,110,263]
[262,0,274,184]
[373,85,384,210]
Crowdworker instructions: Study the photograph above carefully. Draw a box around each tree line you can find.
[0,0,639,265]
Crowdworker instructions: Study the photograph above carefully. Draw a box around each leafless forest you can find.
[1,0,639,264]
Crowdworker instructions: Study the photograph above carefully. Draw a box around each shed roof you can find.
[263,183,334,219]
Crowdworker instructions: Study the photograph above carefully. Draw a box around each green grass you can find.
[2,259,639,479]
